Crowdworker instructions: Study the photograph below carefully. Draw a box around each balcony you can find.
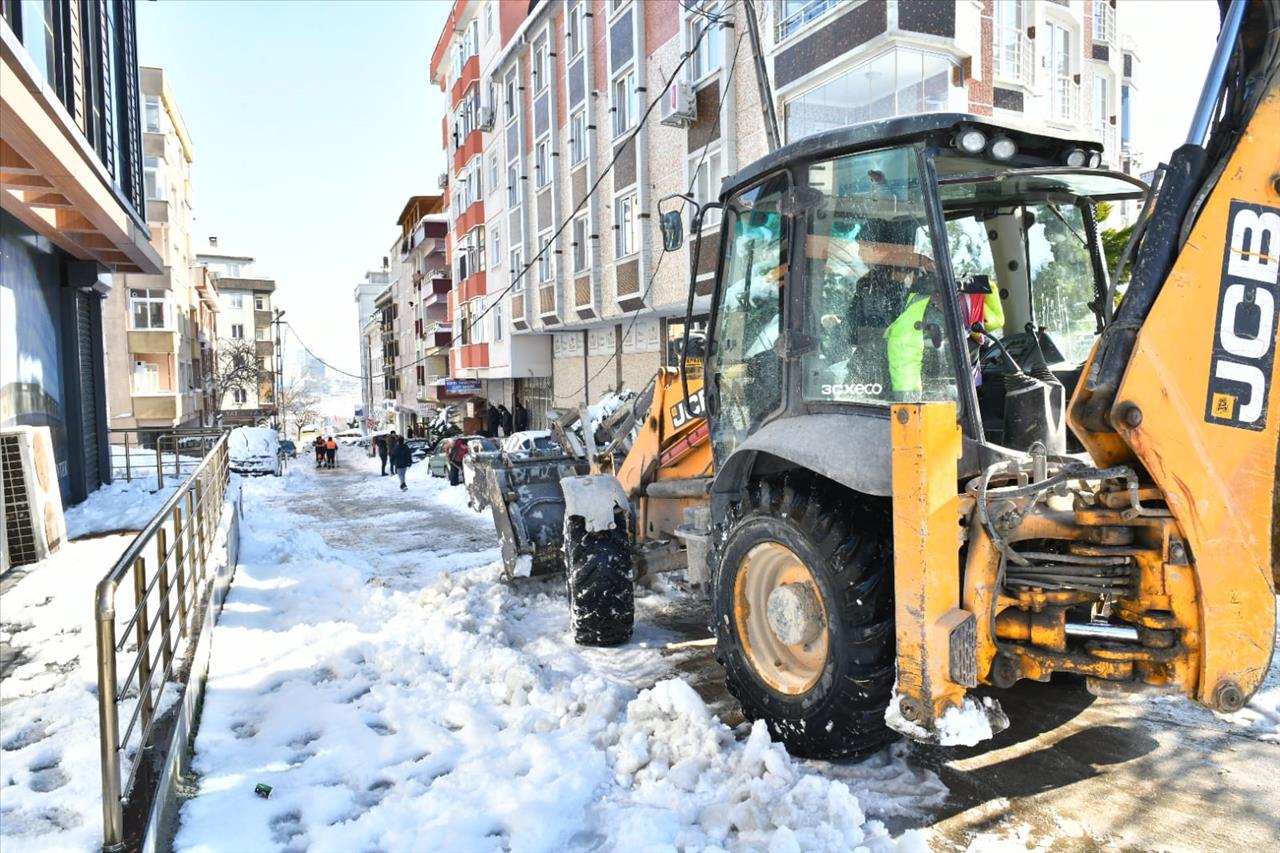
[512,293,529,331]
[539,285,556,318]
[128,329,179,354]
[993,29,1034,88]
[458,270,487,303]
[131,392,180,422]
[454,342,489,370]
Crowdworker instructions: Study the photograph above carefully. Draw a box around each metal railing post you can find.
[123,437,132,483]
[193,479,207,585]
[155,443,164,491]
[156,526,173,675]
[95,582,125,852]
[178,494,192,635]
[133,557,154,730]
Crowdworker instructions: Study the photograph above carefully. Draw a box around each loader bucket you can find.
[466,450,589,579]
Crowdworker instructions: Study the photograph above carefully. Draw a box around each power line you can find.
[562,25,747,401]
[287,13,729,391]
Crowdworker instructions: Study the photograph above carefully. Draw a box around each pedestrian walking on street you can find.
[375,433,388,475]
[387,431,401,475]
[324,437,337,469]
[486,404,500,438]
[514,399,529,432]
[498,405,513,437]
[314,436,326,467]
[390,438,413,491]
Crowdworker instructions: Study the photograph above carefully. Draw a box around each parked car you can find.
[228,427,282,476]
[500,430,560,455]
[279,439,297,459]
[427,435,497,477]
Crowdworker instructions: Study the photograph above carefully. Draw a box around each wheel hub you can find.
[733,542,830,695]
[766,582,824,646]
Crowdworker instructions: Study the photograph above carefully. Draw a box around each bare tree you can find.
[213,338,263,418]
[277,374,321,440]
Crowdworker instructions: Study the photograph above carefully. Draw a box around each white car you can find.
[501,430,560,454]
[228,427,282,476]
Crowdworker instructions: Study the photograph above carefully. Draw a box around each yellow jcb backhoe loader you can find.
[474,0,1277,760]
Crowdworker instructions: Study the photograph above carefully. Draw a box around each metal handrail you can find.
[95,433,232,851]
[108,427,224,489]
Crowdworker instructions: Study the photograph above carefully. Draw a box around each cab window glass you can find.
[710,172,789,463]
[1028,203,1097,363]
[801,147,958,404]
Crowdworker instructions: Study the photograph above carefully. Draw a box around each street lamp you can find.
[272,310,286,431]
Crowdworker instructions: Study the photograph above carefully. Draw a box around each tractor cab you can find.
[682,114,1147,478]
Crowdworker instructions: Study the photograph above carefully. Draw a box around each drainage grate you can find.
[1,434,39,567]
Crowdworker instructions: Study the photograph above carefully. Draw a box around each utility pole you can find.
[272,309,286,433]
[742,0,780,153]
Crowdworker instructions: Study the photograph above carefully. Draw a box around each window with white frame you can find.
[255,295,265,310]
[784,47,956,142]
[566,1,583,59]
[992,0,1028,85]
[490,154,499,195]
[615,192,638,258]
[535,139,550,188]
[613,70,637,137]
[232,387,247,404]
[471,298,488,344]
[144,95,162,133]
[570,109,586,165]
[686,2,723,84]
[572,214,589,272]
[1094,76,1109,134]
[144,156,164,201]
[492,226,502,267]
[1093,1,1115,44]
[505,70,518,123]
[533,42,547,92]
[511,247,523,278]
[508,163,520,205]
[229,293,244,309]
[231,323,245,339]
[493,298,504,342]
[485,2,494,40]
[538,232,554,282]
[1048,21,1075,122]
[608,0,629,15]
[130,289,168,329]
[689,148,723,228]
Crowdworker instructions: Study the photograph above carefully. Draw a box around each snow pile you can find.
[0,535,142,852]
[885,689,1005,747]
[604,679,904,852]
[176,463,925,852]
[64,477,180,537]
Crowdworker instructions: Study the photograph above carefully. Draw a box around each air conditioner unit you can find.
[478,105,496,131]
[659,82,698,127]
[437,172,449,189]
[1,426,66,574]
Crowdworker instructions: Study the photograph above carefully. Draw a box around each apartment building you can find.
[103,66,217,435]
[1,0,161,504]
[354,266,391,432]
[429,0,1141,414]
[197,244,279,426]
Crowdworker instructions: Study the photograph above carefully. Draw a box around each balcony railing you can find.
[777,0,842,41]
[1093,4,1116,45]
[993,28,1034,87]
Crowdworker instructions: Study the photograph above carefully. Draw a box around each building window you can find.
[1048,22,1076,122]
[229,293,244,309]
[144,95,162,133]
[232,388,247,404]
[538,232,554,282]
[689,148,723,228]
[570,109,587,165]
[532,42,547,93]
[784,47,955,143]
[1093,1,1115,44]
[130,289,168,329]
[572,214,589,272]
[143,156,164,201]
[535,139,550,188]
[615,192,638,258]
[490,155,500,195]
[566,1,583,59]
[508,163,520,206]
[1094,76,1109,135]
[492,227,503,267]
[511,247,523,278]
[992,1,1030,85]
[485,1,495,40]
[608,0,629,15]
[505,70,518,123]
[231,323,245,340]
[255,295,265,310]
[493,299,504,342]
[613,70,637,137]
[256,326,271,342]
[686,2,723,84]
[777,0,841,41]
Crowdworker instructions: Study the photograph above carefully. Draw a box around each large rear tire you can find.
[713,474,896,759]
[566,512,634,646]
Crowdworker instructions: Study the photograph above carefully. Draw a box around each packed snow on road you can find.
[169,458,942,852]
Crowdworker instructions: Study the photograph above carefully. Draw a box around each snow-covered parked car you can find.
[228,427,282,476]
[501,430,560,455]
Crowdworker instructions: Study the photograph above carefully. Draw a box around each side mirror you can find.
[660,210,685,252]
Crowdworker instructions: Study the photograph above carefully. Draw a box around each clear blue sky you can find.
[137,0,451,374]
[136,0,1219,373]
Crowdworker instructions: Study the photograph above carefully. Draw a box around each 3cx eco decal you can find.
[1204,201,1280,431]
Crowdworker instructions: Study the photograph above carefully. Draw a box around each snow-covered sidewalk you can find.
[174,457,940,852]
